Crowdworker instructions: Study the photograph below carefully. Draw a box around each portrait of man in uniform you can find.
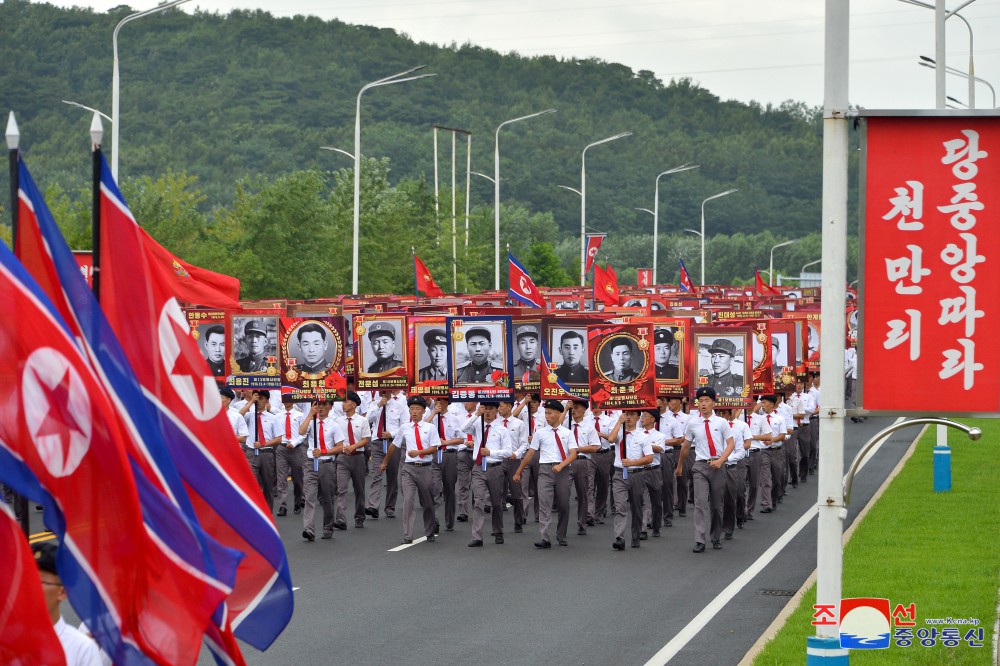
[454,326,504,385]
[512,324,540,382]
[236,319,273,373]
[293,322,331,375]
[200,324,226,377]
[598,336,639,383]
[418,328,448,382]
[752,334,788,371]
[552,329,588,385]
[653,327,679,380]
[365,321,403,374]
[698,336,746,397]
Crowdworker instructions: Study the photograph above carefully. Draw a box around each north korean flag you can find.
[96,154,293,651]
[0,239,227,666]
[679,258,696,293]
[584,234,605,275]
[508,252,546,308]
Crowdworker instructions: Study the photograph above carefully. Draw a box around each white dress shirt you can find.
[567,419,600,459]
[55,617,103,666]
[529,424,576,463]
[613,428,654,469]
[683,414,734,461]
[759,410,787,447]
[461,416,514,464]
[635,428,668,466]
[594,412,618,449]
[726,419,752,462]
[392,420,442,462]
[227,406,249,442]
[302,416,344,461]
[748,413,771,450]
[499,415,530,458]
[367,399,407,441]
[278,408,305,447]
[243,408,280,451]
[335,412,372,453]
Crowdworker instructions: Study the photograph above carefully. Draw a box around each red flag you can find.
[413,254,444,297]
[507,253,546,308]
[637,268,652,287]
[594,263,620,307]
[136,226,240,309]
[584,234,605,274]
[755,268,781,297]
[0,506,66,666]
[679,258,696,294]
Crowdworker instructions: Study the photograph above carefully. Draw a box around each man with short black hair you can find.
[554,331,588,384]
[295,323,329,374]
[384,396,442,544]
[299,399,344,540]
[334,391,371,529]
[31,542,103,665]
[462,402,513,546]
[418,329,448,381]
[366,322,403,373]
[604,338,638,383]
[202,325,226,377]
[275,394,305,517]
[237,321,270,372]
[456,327,502,384]
[240,390,281,511]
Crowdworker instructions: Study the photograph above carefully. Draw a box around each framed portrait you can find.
[445,316,513,401]
[185,308,227,381]
[354,314,409,391]
[226,311,281,390]
[805,312,822,370]
[409,315,449,397]
[511,318,542,391]
[690,327,753,407]
[767,320,797,391]
[539,317,595,400]
[587,324,656,411]
[637,316,688,396]
[846,306,859,347]
[279,317,346,401]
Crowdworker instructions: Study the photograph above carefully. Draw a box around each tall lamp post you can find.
[352,66,435,294]
[580,132,631,286]
[493,109,556,289]
[699,189,738,285]
[899,0,978,107]
[651,163,699,284]
[769,238,800,286]
[112,0,191,180]
[918,56,996,107]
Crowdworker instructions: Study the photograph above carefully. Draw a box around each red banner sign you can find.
[860,115,1000,413]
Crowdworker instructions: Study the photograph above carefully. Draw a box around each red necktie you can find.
[413,422,423,450]
[528,414,535,435]
[704,419,717,457]
[319,420,326,454]
[504,418,509,428]
[574,423,579,444]
[348,419,355,451]
[767,414,772,427]
[285,412,292,439]
[476,424,491,464]
[553,429,567,461]
[438,415,446,448]
[256,412,265,444]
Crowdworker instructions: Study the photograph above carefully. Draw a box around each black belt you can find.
[254,447,275,454]
[484,461,503,468]
[442,449,458,454]
[575,456,591,461]
[628,467,647,472]
[316,458,335,464]
[406,461,431,467]
[595,449,612,454]
[725,462,738,468]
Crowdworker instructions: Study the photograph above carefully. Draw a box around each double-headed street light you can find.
[918,56,996,107]
[493,109,556,289]
[769,238,800,286]
[112,0,191,180]
[352,66,435,294]
[580,132,631,286]
[699,189,738,285]
[651,163,699,284]
[899,0,978,107]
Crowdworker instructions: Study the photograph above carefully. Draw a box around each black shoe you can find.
[302,530,314,542]
[652,530,660,538]
[664,519,673,527]
[495,535,504,544]
[724,533,733,540]
[558,540,568,546]
[534,517,539,523]
[333,522,348,531]
[712,540,723,550]
[746,515,755,521]
[446,526,454,532]
[434,522,440,534]
[457,515,468,522]
[484,505,491,514]
[688,498,694,504]
[294,505,303,515]
[367,508,380,519]
[613,537,626,551]
[355,521,364,528]
[427,535,436,542]
[692,542,705,553]
[777,497,783,503]
[792,482,798,488]
[321,533,333,540]
[469,540,485,548]
[639,531,648,541]
[534,540,551,549]
[277,506,287,517]
[514,525,523,534]
[586,517,595,527]
[577,527,587,536]
[737,521,745,529]
[596,518,605,525]
[631,539,640,548]
[761,508,773,514]
[646,522,652,529]
[402,538,413,544]
[678,511,687,517]
[385,510,396,518]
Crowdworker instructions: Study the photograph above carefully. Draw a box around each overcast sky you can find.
[56,0,1000,109]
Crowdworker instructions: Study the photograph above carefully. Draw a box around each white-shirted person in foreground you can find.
[32,541,103,666]
[383,395,442,545]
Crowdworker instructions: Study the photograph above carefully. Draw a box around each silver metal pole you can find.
[433,127,440,244]
[465,133,472,254]
[936,0,947,109]
[451,130,457,292]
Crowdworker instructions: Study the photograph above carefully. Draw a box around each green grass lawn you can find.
[753,419,999,665]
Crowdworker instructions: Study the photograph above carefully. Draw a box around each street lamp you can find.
[651,163,699,285]
[319,146,356,162]
[769,238,800,286]
[112,0,191,180]
[352,66,435,294]
[899,0,978,107]
[699,189,738,285]
[493,109,556,289]
[802,258,822,274]
[62,100,112,124]
[468,171,495,184]
[557,185,582,196]
[580,132,632,286]
[918,57,996,107]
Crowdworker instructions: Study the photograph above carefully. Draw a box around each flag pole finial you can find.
[90,112,104,150]
[5,111,19,151]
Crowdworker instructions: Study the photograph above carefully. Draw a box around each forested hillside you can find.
[0,0,859,296]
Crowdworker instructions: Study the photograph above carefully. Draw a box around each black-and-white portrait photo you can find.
[286,320,335,376]
[198,323,226,377]
[596,335,645,384]
[512,323,541,383]
[549,327,589,385]
[696,334,748,398]
[451,319,509,386]
[359,318,406,376]
[416,325,448,382]
[623,298,648,308]
[653,326,681,380]
[232,316,278,374]
[554,299,578,311]
[807,322,820,362]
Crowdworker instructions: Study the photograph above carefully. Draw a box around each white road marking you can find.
[645,417,905,665]
[293,587,300,592]
[388,536,427,552]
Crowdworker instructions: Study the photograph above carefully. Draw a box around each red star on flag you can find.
[33,367,85,465]
[167,314,210,408]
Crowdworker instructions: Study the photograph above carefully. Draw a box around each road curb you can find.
[737,425,926,665]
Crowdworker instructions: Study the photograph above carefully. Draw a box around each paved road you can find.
[23,417,921,665]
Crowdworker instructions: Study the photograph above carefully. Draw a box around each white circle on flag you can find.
[158,298,222,422]
[519,276,530,294]
[588,246,598,258]
[22,348,92,478]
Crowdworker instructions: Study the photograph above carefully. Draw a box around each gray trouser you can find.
[809,419,819,471]
[745,450,762,517]
[335,454,367,525]
[796,425,812,479]
[572,457,593,529]
[660,450,676,522]
[502,457,525,528]
[692,460,725,545]
[760,447,782,510]
[245,448,276,512]
[537,463,573,543]
[527,456,541,520]
[723,458,747,535]
[400,463,436,541]
[518,457,534,518]
[367,440,398,513]
[590,450,613,521]
[676,447,695,511]
[783,434,799,487]
[302,457,336,536]
[641,466,663,530]
[276,444,304,510]
[457,451,473,518]
[471,463,505,540]
[611,468,643,541]
[439,450,459,528]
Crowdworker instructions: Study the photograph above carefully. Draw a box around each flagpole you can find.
[90,113,104,300]
[412,246,419,297]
